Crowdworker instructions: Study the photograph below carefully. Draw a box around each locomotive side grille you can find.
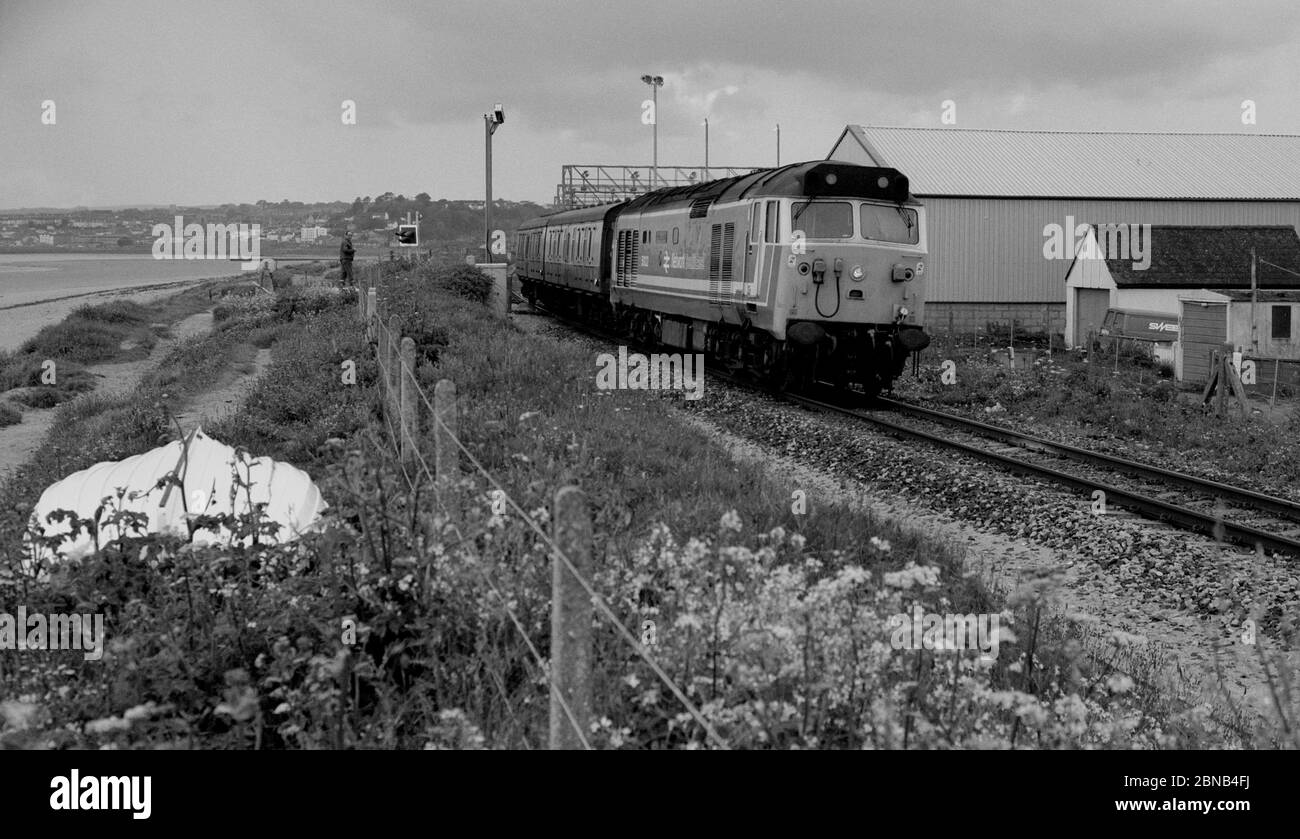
[628,232,639,288]
[615,230,626,286]
[709,223,723,303]
[720,222,735,303]
[616,229,639,288]
[690,197,713,218]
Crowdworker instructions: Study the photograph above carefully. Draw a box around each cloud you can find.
[1,0,1299,207]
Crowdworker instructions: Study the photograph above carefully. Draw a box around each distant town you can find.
[0,194,549,255]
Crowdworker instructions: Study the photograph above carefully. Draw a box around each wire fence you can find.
[356,260,728,750]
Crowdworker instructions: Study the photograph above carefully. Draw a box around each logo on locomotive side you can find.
[595,345,705,401]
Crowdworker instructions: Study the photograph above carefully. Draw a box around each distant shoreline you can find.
[0,279,205,312]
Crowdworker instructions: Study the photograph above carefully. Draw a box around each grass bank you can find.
[0,280,241,418]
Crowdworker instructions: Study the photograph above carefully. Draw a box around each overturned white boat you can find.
[25,428,327,567]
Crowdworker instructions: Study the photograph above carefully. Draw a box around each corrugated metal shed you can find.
[828,127,1300,312]
[831,126,1300,200]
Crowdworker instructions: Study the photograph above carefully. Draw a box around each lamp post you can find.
[484,103,504,263]
[641,74,664,187]
[775,123,781,166]
[704,117,709,173]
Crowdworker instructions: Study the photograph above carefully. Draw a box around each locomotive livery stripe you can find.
[617,272,763,305]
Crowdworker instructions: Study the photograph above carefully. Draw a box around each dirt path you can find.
[173,347,273,434]
[0,310,215,481]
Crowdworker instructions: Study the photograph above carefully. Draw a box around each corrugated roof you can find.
[833,126,1300,200]
[1086,225,1300,287]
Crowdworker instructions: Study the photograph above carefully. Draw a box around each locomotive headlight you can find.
[850,265,864,281]
[898,306,910,318]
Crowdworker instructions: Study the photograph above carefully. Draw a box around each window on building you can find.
[1273,304,1292,341]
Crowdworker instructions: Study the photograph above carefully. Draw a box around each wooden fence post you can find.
[550,485,593,750]
[434,379,458,487]
[367,288,378,344]
[387,315,401,420]
[1272,358,1280,408]
[399,337,418,468]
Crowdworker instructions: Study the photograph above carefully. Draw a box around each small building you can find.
[1063,225,1300,356]
[1177,288,1300,383]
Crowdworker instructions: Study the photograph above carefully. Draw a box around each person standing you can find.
[340,231,356,285]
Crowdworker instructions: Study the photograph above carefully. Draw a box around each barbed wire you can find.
[379,361,592,750]
[370,312,728,749]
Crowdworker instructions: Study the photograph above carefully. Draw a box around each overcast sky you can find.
[2,0,1299,209]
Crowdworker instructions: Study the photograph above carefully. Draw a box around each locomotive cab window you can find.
[764,201,780,243]
[790,201,853,240]
[860,204,919,245]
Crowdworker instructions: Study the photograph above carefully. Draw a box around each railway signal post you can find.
[484,103,504,263]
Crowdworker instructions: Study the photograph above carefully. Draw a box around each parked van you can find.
[1099,308,1178,365]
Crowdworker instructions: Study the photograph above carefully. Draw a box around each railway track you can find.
[522,303,1300,557]
[816,393,1300,557]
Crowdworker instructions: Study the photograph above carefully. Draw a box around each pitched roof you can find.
[832,126,1300,200]
[1081,225,1300,287]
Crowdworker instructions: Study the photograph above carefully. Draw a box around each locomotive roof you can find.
[619,160,914,215]
[517,161,914,231]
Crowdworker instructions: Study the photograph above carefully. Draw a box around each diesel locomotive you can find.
[514,160,930,394]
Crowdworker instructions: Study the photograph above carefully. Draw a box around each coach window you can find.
[764,201,780,243]
[1273,305,1292,341]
